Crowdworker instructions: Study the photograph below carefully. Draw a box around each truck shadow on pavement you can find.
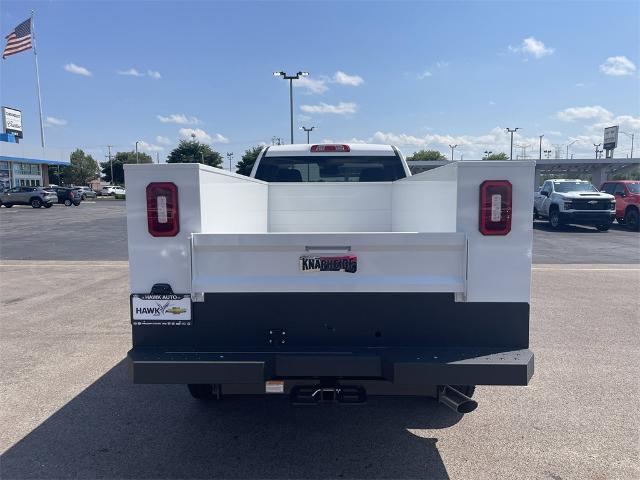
[2,359,461,479]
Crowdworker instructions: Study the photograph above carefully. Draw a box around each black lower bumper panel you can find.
[128,347,533,386]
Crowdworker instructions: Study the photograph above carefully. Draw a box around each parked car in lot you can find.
[101,185,119,196]
[113,186,126,197]
[51,187,81,206]
[600,180,640,231]
[534,179,615,231]
[0,186,58,208]
[74,186,97,200]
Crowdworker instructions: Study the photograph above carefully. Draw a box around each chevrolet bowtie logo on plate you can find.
[300,255,358,273]
[588,200,598,204]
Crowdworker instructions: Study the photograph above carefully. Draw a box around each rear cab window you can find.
[255,154,407,182]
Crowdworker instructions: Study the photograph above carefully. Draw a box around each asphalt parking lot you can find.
[1,201,638,263]
[1,262,638,479]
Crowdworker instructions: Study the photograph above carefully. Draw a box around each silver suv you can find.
[0,186,58,208]
[74,186,97,200]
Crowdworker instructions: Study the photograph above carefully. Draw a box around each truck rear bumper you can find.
[128,347,533,387]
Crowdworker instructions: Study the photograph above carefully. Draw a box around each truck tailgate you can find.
[191,232,466,293]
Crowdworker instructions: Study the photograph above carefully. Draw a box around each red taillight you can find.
[310,144,350,152]
[479,180,512,236]
[146,182,179,237]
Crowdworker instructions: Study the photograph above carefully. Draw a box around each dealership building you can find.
[0,133,69,190]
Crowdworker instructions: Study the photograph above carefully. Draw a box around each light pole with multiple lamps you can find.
[273,70,309,144]
[483,150,492,160]
[593,143,602,159]
[544,149,552,159]
[621,131,635,158]
[449,144,458,161]
[226,152,234,172]
[300,126,315,144]
[505,127,520,160]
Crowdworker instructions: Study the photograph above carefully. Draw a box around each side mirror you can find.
[541,191,549,197]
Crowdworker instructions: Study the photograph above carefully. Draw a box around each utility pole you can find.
[107,145,114,185]
[300,126,315,144]
[515,143,529,160]
[539,135,544,160]
[226,152,234,172]
[593,143,601,159]
[135,141,140,164]
[449,144,458,161]
[505,127,520,160]
[156,152,160,164]
[273,71,309,144]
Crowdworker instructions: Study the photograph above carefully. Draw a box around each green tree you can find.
[49,149,99,185]
[406,149,447,161]
[484,152,510,160]
[100,151,153,185]
[167,140,223,168]
[235,146,264,176]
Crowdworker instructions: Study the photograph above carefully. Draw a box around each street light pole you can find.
[484,150,492,160]
[539,135,544,160]
[274,71,309,144]
[135,141,140,164]
[505,128,520,160]
[449,144,458,161]
[621,131,635,158]
[300,126,315,144]
[566,140,578,159]
[226,152,234,172]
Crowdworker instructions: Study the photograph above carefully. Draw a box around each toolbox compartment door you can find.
[191,232,466,293]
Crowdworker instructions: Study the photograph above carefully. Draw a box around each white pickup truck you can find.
[125,144,535,413]
[533,179,616,231]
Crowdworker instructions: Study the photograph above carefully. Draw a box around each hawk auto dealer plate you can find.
[131,294,192,326]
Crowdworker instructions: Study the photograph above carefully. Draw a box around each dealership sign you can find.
[603,126,618,150]
[2,106,23,139]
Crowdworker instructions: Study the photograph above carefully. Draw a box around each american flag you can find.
[3,18,32,59]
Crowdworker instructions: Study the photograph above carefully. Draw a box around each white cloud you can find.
[599,56,636,76]
[147,70,162,79]
[157,114,200,125]
[179,128,229,144]
[136,140,164,152]
[300,102,357,115]
[417,71,432,79]
[435,61,449,68]
[44,116,67,127]
[156,135,171,145]
[508,37,555,58]
[293,76,328,94]
[118,68,144,77]
[556,105,613,122]
[332,71,363,86]
[64,63,92,76]
[297,114,312,122]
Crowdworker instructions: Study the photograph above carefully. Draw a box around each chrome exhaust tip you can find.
[438,385,478,414]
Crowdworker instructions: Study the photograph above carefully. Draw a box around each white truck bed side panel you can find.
[455,161,534,303]
[191,232,466,293]
[198,168,268,233]
[392,164,458,232]
[125,164,203,294]
[268,184,392,232]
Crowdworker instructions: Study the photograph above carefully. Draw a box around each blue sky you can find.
[1,0,638,165]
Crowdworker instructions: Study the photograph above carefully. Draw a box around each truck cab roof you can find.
[262,143,398,157]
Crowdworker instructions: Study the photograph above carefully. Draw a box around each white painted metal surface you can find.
[125,147,534,303]
[191,232,466,293]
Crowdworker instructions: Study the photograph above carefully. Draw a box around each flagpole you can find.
[31,10,45,148]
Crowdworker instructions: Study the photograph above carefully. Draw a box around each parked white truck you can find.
[125,144,535,413]
[533,179,616,231]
